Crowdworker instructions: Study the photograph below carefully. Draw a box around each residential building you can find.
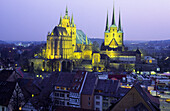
[108,83,160,111]
[94,79,120,111]
[81,73,98,110]
[50,71,125,110]
[69,71,88,108]
[51,72,74,107]
[0,81,25,111]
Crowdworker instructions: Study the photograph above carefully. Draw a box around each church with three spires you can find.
[30,5,141,72]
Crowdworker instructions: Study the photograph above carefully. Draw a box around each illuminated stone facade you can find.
[30,6,141,72]
[92,6,141,72]
[30,7,92,72]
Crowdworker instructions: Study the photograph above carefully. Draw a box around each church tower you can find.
[103,3,124,50]
[116,12,124,47]
[104,11,111,46]
[46,6,77,59]
[70,14,76,52]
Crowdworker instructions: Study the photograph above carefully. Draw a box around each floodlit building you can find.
[30,5,141,72]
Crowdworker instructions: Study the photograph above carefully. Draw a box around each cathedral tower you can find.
[103,3,124,50]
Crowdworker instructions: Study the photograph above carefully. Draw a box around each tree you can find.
[9,83,25,111]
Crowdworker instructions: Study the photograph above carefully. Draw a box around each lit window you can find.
[56,86,60,89]
[19,107,22,110]
[61,87,64,90]
[98,90,102,93]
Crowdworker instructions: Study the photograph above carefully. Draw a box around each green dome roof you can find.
[118,30,123,33]
[76,30,91,44]
[110,24,117,28]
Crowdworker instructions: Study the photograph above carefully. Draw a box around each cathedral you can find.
[30,6,141,72]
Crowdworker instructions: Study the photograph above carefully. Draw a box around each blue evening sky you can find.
[0,0,170,41]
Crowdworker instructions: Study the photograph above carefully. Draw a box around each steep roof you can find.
[82,73,98,95]
[54,72,75,87]
[52,26,68,36]
[70,71,87,93]
[95,79,119,97]
[108,83,160,111]
[128,103,148,111]
[76,30,92,44]
[18,78,41,100]
[109,38,118,47]
[134,83,160,110]
[0,81,16,106]
[0,70,14,81]
[136,48,141,54]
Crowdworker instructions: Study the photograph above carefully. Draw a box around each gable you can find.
[8,83,25,110]
[7,71,22,82]
[109,38,118,48]
[0,81,16,106]
[22,101,37,111]
[111,87,152,111]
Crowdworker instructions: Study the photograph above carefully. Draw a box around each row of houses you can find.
[0,70,160,111]
[50,71,127,110]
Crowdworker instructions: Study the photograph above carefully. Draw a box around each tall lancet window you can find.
[51,39,53,55]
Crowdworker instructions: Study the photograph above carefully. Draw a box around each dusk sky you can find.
[0,0,170,41]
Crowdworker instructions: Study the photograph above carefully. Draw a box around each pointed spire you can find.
[89,41,92,45]
[86,35,88,45]
[71,13,75,26]
[112,3,115,25]
[59,14,62,25]
[66,6,68,16]
[105,11,109,31]
[118,11,122,31]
